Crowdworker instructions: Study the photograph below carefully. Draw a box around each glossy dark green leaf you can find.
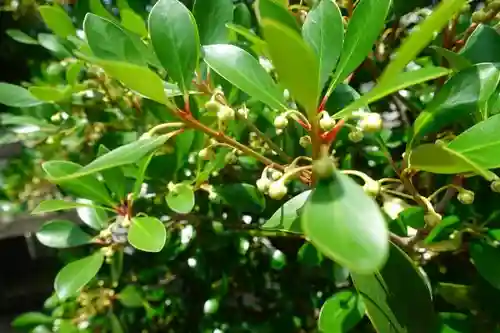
[55,252,104,299]
[335,66,451,119]
[83,13,146,65]
[430,46,471,71]
[460,25,500,64]
[120,9,148,37]
[301,171,389,273]
[470,240,500,290]
[234,3,252,28]
[117,285,144,307]
[424,216,460,244]
[166,183,195,214]
[36,220,93,248]
[76,202,108,230]
[256,0,299,32]
[302,0,343,90]
[397,206,425,229]
[39,5,76,38]
[0,83,43,107]
[262,190,310,233]
[98,145,127,200]
[12,312,53,328]
[203,44,285,110]
[194,0,233,45]
[438,313,472,333]
[128,216,167,252]
[329,0,391,90]
[412,63,500,143]
[42,161,114,206]
[298,242,322,267]
[6,29,38,45]
[318,290,365,333]
[149,0,199,90]
[217,183,265,213]
[45,135,169,181]
[262,19,320,115]
[32,200,106,215]
[351,243,438,333]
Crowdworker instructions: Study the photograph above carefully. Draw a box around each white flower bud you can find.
[348,130,364,143]
[457,190,474,205]
[205,99,221,113]
[299,136,311,148]
[363,180,380,197]
[271,170,283,181]
[491,180,500,193]
[256,177,271,193]
[319,115,335,131]
[217,106,235,121]
[237,107,248,118]
[274,115,288,129]
[198,148,213,161]
[268,181,288,200]
[359,113,383,133]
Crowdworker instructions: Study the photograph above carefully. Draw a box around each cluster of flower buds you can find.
[256,168,288,200]
[347,112,383,143]
[318,112,336,132]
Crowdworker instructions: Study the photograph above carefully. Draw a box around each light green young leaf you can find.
[89,0,116,21]
[379,0,466,83]
[149,0,200,91]
[6,29,38,45]
[318,290,365,333]
[32,199,106,215]
[0,83,43,107]
[194,0,233,45]
[55,252,104,299]
[128,216,167,252]
[302,0,344,90]
[66,61,84,85]
[39,5,76,38]
[262,19,320,115]
[334,66,451,119]
[117,285,144,308]
[37,33,71,58]
[36,220,93,248]
[301,171,389,274]
[132,153,154,200]
[328,0,391,93]
[12,312,53,328]
[29,86,69,102]
[203,44,285,110]
[76,200,109,230]
[97,145,127,201]
[256,0,299,32]
[166,183,195,214]
[262,190,310,233]
[351,243,438,332]
[120,9,148,37]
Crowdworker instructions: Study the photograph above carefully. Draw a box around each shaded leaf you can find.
[117,285,144,307]
[128,216,167,252]
[166,183,195,214]
[38,33,72,58]
[98,145,127,200]
[0,83,43,108]
[55,252,104,299]
[6,29,38,45]
[217,183,265,213]
[194,0,233,45]
[470,240,500,290]
[39,5,76,38]
[32,199,105,215]
[36,220,93,248]
[262,190,310,233]
[430,46,471,71]
[318,290,365,333]
[460,24,500,64]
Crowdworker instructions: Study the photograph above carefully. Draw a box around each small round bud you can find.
[274,115,289,129]
[237,107,248,118]
[313,157,335,180]
[208,191,218,202]
[319,115,335,131]
[271,170,283,181]
[268,181,288,200]
[491,180,500,193]
[299,136,311,148]
[359,113,383,132]
[198,148,213,161]
[424,212,442,227]
[256,177,271,193]
[472,11,487,23]
[217,106,235,121]
[487,1,500,11]
[275,129,283,136]
[203,299,219,314]
[205,100,221,113]
[348,130,364,143]
[363,180,380,197]
[457,190,474,205]
[225,152,237,164]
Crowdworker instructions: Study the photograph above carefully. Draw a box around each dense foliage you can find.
[5,0,500,332]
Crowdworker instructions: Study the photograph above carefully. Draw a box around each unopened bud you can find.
[491,180,500,193]
[256,177,271,193]
[217,106,235,121]
[359,113,382,133]
[457,190,474,205]
[299,136,311,148]
[274,115,288,129]
[268,181,288,200]
[198,148,213,161]
[348,130,364,143]
[363,180,380,197]
[205,100,221,113]
[319,115,335,131]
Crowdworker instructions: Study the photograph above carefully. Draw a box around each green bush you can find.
[5,0,500,332]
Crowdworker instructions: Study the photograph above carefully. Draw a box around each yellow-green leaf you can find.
[39,5,76,38]
[128,216,167,252]
[55,252,104,299]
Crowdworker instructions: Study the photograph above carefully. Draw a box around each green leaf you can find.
[166,183,195,214]
[301,171,389,273]
[76,201,108,230]
[379,0,466,84]
[39,5,76,38]
[42,161,114,205]
[318,290,365,333]
[110,313,124,333]
[226,23,268,55]
[262,190,310,233]
[117,285,144,307]
[120,9,148,37]
[470,240,500,290]
[439,313,472,333]
[424,216,460,244]
[262,19,320,115]
[302,0,344,90]
[234,2,252,28]
[351,243,438,333]
[12,312,53,328]
[256,0,299,32]
[46,135,169,181]
[328,0,391,91]
[430,46,471,71]
[412,63,500,143]
[194,0,233,45]
[98,145,127,200]
[32,199,105,215]
[6,29,38,45]
[298,242,322,267]
[202,44,285,110]
[38,33,72,58]
[29,86,69,102]
[216,183,265,213]
[89,0,116,21]
[32,325,53,333]
[66,61,84,85]
[397,206,425,229]
[460,25,500,65]
[55,252,104,299]
[149,0,200,91]
[0,83,43,107]
[334,66,451,119]
[36,220,93,248]
[128,216,167,252]
[408,143,494,180]
[83,13,146,66]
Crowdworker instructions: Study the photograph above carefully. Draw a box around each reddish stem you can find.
[321,119,345,144]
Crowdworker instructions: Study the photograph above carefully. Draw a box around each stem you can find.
[341,169,375,184]
[427,184,461,202]
[381,188,417,201]
[147,122,185,136]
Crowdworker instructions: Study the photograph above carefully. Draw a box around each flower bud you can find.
[198,148,213,161]
[268,181,288,200]
[225,152,237,164]
[457,190,474,205]
[299,136,311,148]
[359,113,383,132]
[217,106,235,121]
[274,115,288,129]
[271,170,283,181]
[237,107,248,118]
[319,115,335,131]
[363,180,380,197]
[472,11,487,23]
[491,180,500,193]
[313,157,335,180]
[424,212,442,227]
[205,99,221,113]
[487,0,500,11]
[256,177,271,193]
[348,130,364,143]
